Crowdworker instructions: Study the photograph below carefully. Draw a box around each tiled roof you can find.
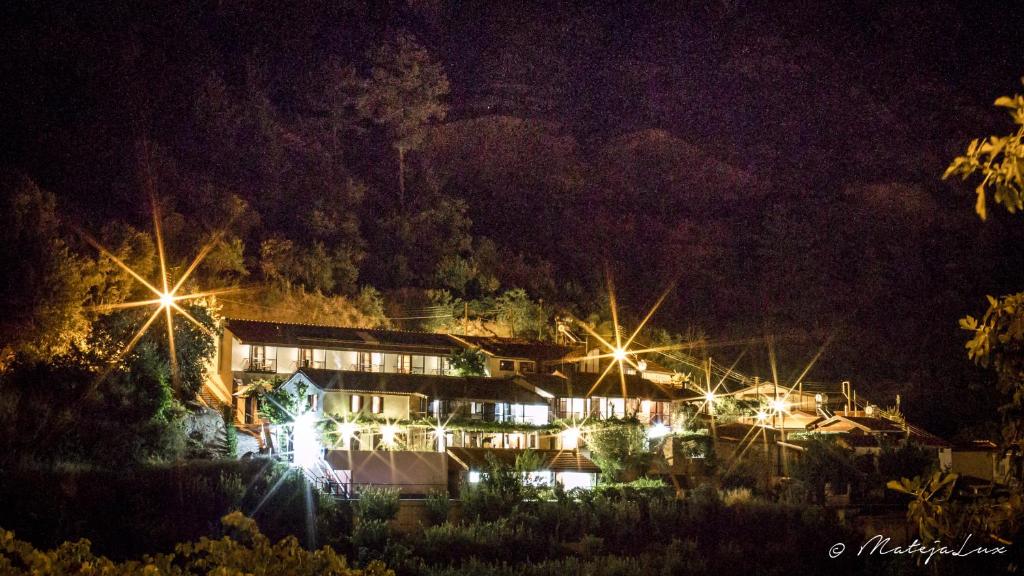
[521,372,701,402]
[446,447,601,473]
[292,369,549,404]
[454,334,575,362]
[225,318,458,354]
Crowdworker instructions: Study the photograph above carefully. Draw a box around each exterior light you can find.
[704,391,715,403]
[612,347,627,361]
[159,292,175,308]
[756,410,768,422]
[293,412,319,469]
[770,399,788,414]
[814,393,823,404]
[339,422,358,448]
[637,359,648,371]
[380,424,398,448]
[561,427,581,449]
[647,423,670,439]
[434,426,447,452]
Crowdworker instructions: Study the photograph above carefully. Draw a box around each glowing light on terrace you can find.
[559,271,684,401]
[704,391,716,403]
[293,412,320,469]
[560,426,581,449]
[647,422,670,440]
[339,421,358,449]
[433,426,447,452]
[78,199,240,390]
[756,410,768,422]
[380,424,399,449]
[770,399,788,414]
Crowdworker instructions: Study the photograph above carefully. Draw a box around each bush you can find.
[0,459,337,559]
[424,490,451,526]
[0,512,391,576]
[722,487,752,506]
[356,487,400,522]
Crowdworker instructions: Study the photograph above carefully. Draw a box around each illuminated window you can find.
[350,395,363,412]
[371,395,384,414]
[499,360,515,371]
[519,361,535,373]
[397,354,413,373]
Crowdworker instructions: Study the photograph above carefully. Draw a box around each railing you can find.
[242,358,277,373]
[297,360,326,369]
[350,364,453,376]
[314,479,448,499]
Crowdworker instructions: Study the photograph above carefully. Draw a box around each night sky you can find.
[3,1,1024,437]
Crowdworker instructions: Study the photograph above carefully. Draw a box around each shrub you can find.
[0,512,391,575]
[722,487,752,506]
[424,489,451,526]
[356,487,400,522]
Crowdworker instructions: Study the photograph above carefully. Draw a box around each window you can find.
[519,361,535,373]
[397,355,413,373]
[499,359,515,371]
[371,396,384,414]
[350,395,363,412]
[307,394,318,412]
[357,352,372,371]
[559,398,586,418]
[299,348,314,368]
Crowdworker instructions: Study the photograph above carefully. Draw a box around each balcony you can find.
[297,360,326,370]
[242,358,277,373]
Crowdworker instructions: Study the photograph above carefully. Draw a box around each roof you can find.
[953,439,999,452]
[454,334,575,362]
[837,434,881,449]
[520,372,701,401]
[225,318,458,354]
[291,369,549,405]
[807,415,904,434]
[446,447,601,473]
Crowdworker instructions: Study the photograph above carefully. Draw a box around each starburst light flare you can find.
[79,199,241,391]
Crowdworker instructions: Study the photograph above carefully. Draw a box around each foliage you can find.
[876,442,935,481]
[424,490,451,526]
[235,377,302,425]
[0,459,355,559]
[355,487,401,523]
[943,84,1024,221]
[947,83,1024,450]
[462,453,525,522]
[789,437,861,504]
[0,175,98,363]
[585,419,649,481]
[222,407,238,459]
[221,283,389,329]
[0,511,390,575]
[494,289,547,338]
[357,32,449,203]
[448,348,487,376]
[887,471,959,542]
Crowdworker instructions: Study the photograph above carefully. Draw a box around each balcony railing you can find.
[242,358,277,373]
[350,364,453,376]
[297,360,326,370]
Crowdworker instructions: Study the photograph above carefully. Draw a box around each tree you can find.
[946,83,1024,447]
[586,420,650,481]
[358,32,449,206]
[449,348,487,376]
[0,175,96,364]
[494,289,546,338]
